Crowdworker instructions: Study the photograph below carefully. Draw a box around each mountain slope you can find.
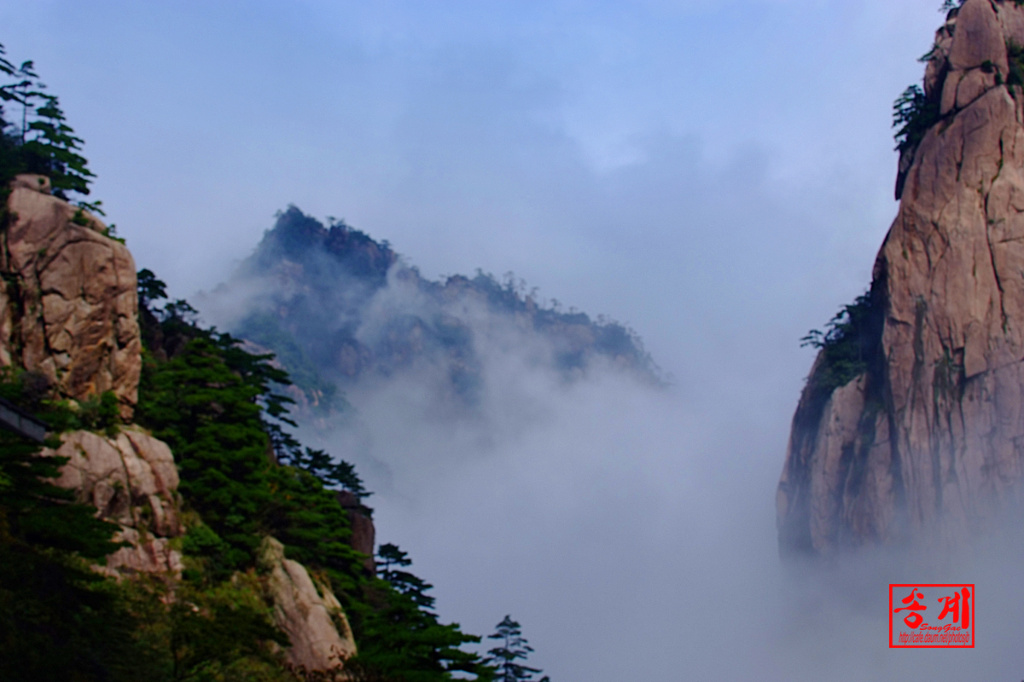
[204,205,661,416]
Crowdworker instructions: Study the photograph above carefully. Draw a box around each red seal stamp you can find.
[889,584,974,648]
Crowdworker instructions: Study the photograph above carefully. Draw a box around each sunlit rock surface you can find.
[258,536,357,676]
[779,0,1024,556]
[1,174,140,417]
[3,174,361,665]
[44,427,184,576]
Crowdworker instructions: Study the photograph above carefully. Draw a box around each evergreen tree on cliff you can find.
[0,43,95,203]
[484,616,550,682]
[780,0,1024,556]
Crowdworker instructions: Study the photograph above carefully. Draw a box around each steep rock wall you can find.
[337,490,376,572]
[1,175,140,416]
[779,0,1024,556]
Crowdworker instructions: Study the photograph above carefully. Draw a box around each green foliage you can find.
[0,42,95,201]
[235,311,340,412]
[135,273,370,585]
[261,463,365,593]
[0,320,294,682]
[283,446,371,500]
[135,286,493,678]
[180,521,235,583]
[109,569,293,682]
[37,390,122,436]
[167,574,290,681]
[893,84,939,154]
[0,544,163,682]
[1007,40,1024,89]
[345,544,495,681]
[138,268,169,307]
[801,290,882,394]
[0,414,121,559]
[135,272,492,679]
[933,347,964,400]
[0,374,152,681]
[137,332,286,568]
[377,542,434,609]
[72,389,122,435]
[0,41,498,681]
[484,616,548,682]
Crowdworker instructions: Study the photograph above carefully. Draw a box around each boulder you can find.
[949,0,1007,72]
[2,175,140,417]
[43,427,184,575]
[258,536,357,677]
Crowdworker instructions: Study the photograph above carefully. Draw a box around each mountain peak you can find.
[209,206,661,417]
[779,0,1024,557]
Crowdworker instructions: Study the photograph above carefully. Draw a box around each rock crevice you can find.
[1,175,140,416]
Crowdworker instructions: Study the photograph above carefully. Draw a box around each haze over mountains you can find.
[203,205,660,415]
[9,0,1024,679]
[202,4,1024,677]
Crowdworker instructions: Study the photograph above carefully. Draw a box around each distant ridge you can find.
[206,205,661,414]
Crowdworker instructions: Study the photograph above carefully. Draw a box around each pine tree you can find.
[288,446,371,500]
[377,542,434,609]
[0,43,96,202]
[485,615,549,682]
[0,373,158,681]
[348,543,494,680]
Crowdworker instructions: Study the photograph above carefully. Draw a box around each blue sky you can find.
[0,0,939,395]
[2,1,935,307]
[10,2,1011,679]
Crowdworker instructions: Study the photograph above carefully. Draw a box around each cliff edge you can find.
[1,175,140,416]
[0,173,358,675]
[779,0,1024,557]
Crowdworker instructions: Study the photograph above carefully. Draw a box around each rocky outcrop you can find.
[258,536,357,676]
[337,490,376,572]
[1,174,362,667]
[1,175,140,417]
[779,0,1024,557]
[43,427,184,575]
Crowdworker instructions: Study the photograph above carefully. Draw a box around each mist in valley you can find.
[266,257,1024,680]
[6,0,1024,678]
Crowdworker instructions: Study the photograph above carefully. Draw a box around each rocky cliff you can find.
[1,174,359,674]
[1,175,140,417]
[778,0,1024,557]
[43,427,185,576]
[259,537,358,675]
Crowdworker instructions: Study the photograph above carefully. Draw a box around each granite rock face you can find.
[779,0,1024,557]
[1,175,140,417]
[258,536,357,676]
[337,490,376,572]
[4,173,361,666]
[43,427,184,575]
